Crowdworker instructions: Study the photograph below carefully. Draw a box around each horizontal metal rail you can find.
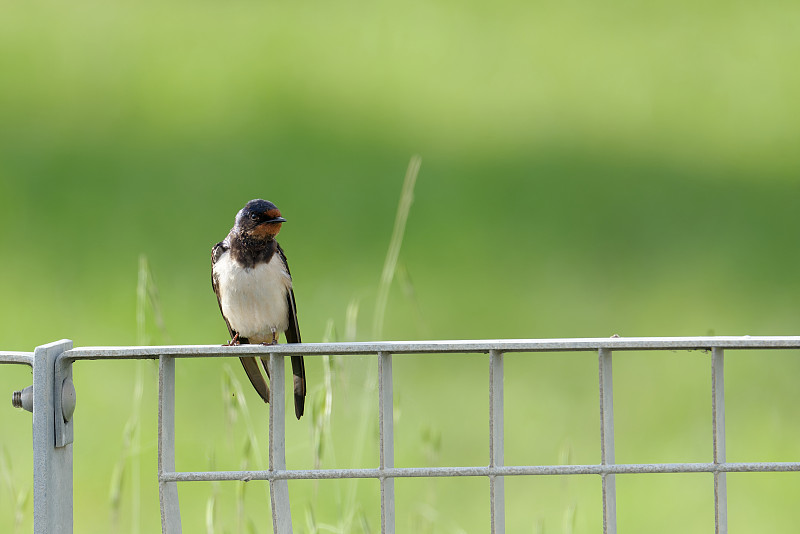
[159,461,800,482]
[58,336,800,361]
[0,351,34,366]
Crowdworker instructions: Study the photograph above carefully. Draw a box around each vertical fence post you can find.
[269,353,293,534]
[489,350,505,534]
[379,351,396,534]
[32,339,74,534]
[158,355,182,533]
[599,348,617,534]
[712,347,728,534]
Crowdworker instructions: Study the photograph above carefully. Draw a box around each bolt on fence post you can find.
[489,350,505,534]
[32,339,73,534]
[599,348,617,534]
[158,355,182,533]
[269,352,293,534]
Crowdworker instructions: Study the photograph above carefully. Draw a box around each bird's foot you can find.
[224,333,241,346]
[260,329,279,346]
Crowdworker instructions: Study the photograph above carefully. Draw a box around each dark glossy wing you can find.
[211,240,235,339]
[278,243,306,419]
[213,239,271,403]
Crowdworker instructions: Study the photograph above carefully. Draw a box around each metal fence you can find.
[3,336,800,533]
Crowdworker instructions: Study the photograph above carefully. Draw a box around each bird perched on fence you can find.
[211,199,306,419]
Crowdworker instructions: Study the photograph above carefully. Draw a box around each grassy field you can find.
[2,0,800,532]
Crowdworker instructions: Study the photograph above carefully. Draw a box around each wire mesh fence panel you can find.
[4,336,800,533]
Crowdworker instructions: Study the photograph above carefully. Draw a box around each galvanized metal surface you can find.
[157,460,800,482]
[32,339,73,534]
[599,348,617,534]
[0,351,34,365]
[712,348,728,534]
[143,337,799,534]
[53,350,74,447]
[598,348,617,534]
[489,349,505,534]
[268,353,293,534]
[59,336,800,362]
[7,337,800,534]
[158,356,182,533]
[378,352,396,534]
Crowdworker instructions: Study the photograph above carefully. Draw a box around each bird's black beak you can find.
[268,216,287,223]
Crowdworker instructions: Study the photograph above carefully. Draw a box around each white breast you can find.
[214,251,292,343]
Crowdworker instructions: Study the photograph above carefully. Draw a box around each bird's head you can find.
[235,199,286,240]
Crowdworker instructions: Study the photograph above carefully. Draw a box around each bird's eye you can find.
[249,212,259,221]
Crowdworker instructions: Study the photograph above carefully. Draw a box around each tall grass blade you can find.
[345,298,360,342]
[110,254,163,532]
[373,155,421,339]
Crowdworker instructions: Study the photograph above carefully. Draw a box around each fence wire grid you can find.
[3,336,800,534]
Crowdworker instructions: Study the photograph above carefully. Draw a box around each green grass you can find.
[2,0,800,531]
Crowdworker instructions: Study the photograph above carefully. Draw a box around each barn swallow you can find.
[211,199,306,419]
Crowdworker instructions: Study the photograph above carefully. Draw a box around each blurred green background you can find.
[2,0,800,532]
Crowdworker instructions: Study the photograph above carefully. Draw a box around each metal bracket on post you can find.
[33,339,74,534]
[13,344,75,447]
[54,349,76,448]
